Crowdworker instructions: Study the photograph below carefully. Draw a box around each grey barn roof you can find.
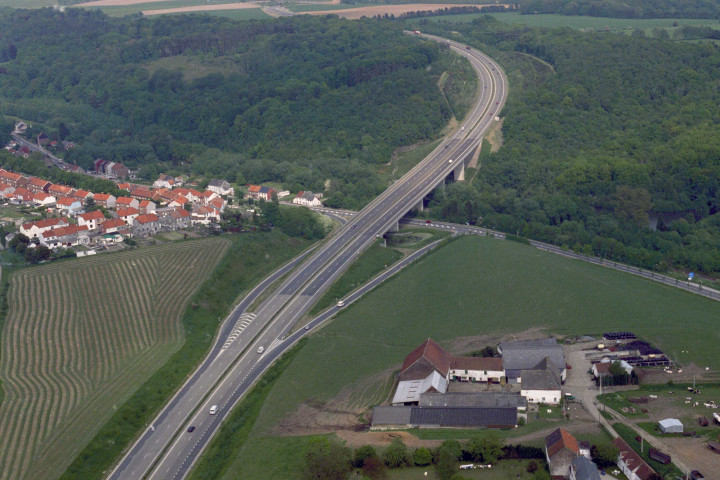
[499,338,565,375]
[372,406,413,425]
[410,406,516,428]
[571,456,602,480]
[521,368,561,391]
[372,406,517,428]
[419,392,527,409]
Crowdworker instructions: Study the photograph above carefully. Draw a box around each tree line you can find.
[515,0,720,19]
[0,9,462,209]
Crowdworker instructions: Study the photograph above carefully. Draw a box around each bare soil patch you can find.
[305,3,506,19]
[142,3,259,14]
[81,0,180,6]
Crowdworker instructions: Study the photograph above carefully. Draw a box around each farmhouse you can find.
[449,356,504,383]
[207,179,233,196]
[612,437,656,480]
[293,191,322,207]
[498,338,566,384]
[658,418,683,434]
[569,456,601,480]
[392,338,451,405]
[545,428,579,477]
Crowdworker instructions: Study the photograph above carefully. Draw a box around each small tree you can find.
[591,443,619,469]
[301,437,352,480]
[465,433,503,464]
[435,447,459,480]
[435,440,462,463]
[413,447,432,466]
[354,445,378,468]
[382,438,408,468]
[361,456,386,479]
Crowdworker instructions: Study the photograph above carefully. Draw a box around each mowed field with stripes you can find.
[0,237,229,480]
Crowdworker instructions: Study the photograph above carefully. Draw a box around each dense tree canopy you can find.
[420,16,720,273]
[0,9,457,208]
[516,0,720,19]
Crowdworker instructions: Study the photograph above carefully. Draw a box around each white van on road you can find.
[209,405,218,415]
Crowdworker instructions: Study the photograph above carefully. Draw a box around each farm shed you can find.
[658,418,683,433]
[371,405,517,430]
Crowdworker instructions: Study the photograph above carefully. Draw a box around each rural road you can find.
[108,36,507,480]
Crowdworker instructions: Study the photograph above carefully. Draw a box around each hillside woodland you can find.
[0,9,456,209]
[419,16,720,273]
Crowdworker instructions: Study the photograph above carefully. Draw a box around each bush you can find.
[383,438,409,468]
[413,447,432,466]
[354,445,378,468]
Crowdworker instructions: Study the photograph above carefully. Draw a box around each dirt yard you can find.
[305,3,507,19]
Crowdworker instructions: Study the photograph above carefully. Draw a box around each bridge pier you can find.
[415,199,424,212]
[454,161,465,182]
[388,220,400,233]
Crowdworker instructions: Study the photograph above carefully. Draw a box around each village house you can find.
[159,208,191,230]
[115,196,140,210]
[101,218,126,234]
[612,437,657,480]
[48,184,75,199]
[20,217,69,238]
[78,210,105,230]
[191,206,220,225]
[207,196,225,212]
[116,207,139,224]
[293,191,322,207]
[92,193,116,209]
[569,456,602,480]
[12,187,34,204]
[36,132,50,146]
[39,224,90,249]
[130,187,161,203]
[207,179,233,196]
[168,195,189,209]
[72,190,93,203]
[0,169,27,188]
[0,183,15,198]
[55,197,83,215]
[116,182,131,191]
[93,159,129,179]
[26,177,51,193]
[153,174,178,189]
[138,200,156,214]
[132,214,160,237]
[173,188,204,204]
[202,190,219,204]
[32,192,56,207]
[545,428,580,478]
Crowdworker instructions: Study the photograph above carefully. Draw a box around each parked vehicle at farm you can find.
[648,447,671,465]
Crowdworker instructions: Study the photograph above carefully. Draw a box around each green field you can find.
[416,11,720,32]
[78,0,267,18]
[202,234,720,477]
[0,238,229,480]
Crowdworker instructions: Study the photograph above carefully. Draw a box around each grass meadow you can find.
[0,238,229,480]
[210,234,720,478]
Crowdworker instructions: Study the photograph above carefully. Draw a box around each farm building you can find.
[545,428,579,477]
[569,455,601,480]
[392,338,450,405]
[371,405,517,430]
[520,358,562,405]
[612,437,656,480]
[449,356,504,383]
[658,418,683,434]
[498,338,566,383]
[419,392,526,420]
[293,191,322,207]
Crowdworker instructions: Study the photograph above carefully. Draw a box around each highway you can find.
[107,36,507,480]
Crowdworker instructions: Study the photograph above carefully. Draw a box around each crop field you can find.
[214,234,720,477]
[0,238,229,480]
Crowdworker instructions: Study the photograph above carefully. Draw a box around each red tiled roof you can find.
[171,195,188,205]
[28,177,50,187]
[139,200,154,208]
[32,192,53,201]
[14,187,32,198]
[117,207,139,217]
[545,428,580,458]
[209,197,224,209]
[57,197,79,206]
[135,213,159,224]
[93,193,113,202]
[116,182,131,191]
[22,217,67,231]
[102,218,126,229]
[116,196,136,205]
[73,189,91,199]
[451,356,503,371]
[46,224,88,237]
[48,184,73,195]
[79,210,104,221]
[612,437,656,480]
[400,338,452,378]
[169,209,191,219]
[248,185,261,193]
[0,170,22,181]
[594,363,612,375]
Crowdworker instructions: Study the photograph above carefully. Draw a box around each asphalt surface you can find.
[107,37,507,480]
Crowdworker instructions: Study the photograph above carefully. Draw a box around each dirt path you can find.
[142,3,260,14]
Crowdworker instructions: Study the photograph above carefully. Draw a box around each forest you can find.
[417,15,720,273]
[0,9,457,209]
[515,0,720,19]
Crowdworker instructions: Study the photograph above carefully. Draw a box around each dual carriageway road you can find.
[108,35,507,480]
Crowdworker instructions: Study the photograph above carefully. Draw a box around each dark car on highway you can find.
[187,426,195,433]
